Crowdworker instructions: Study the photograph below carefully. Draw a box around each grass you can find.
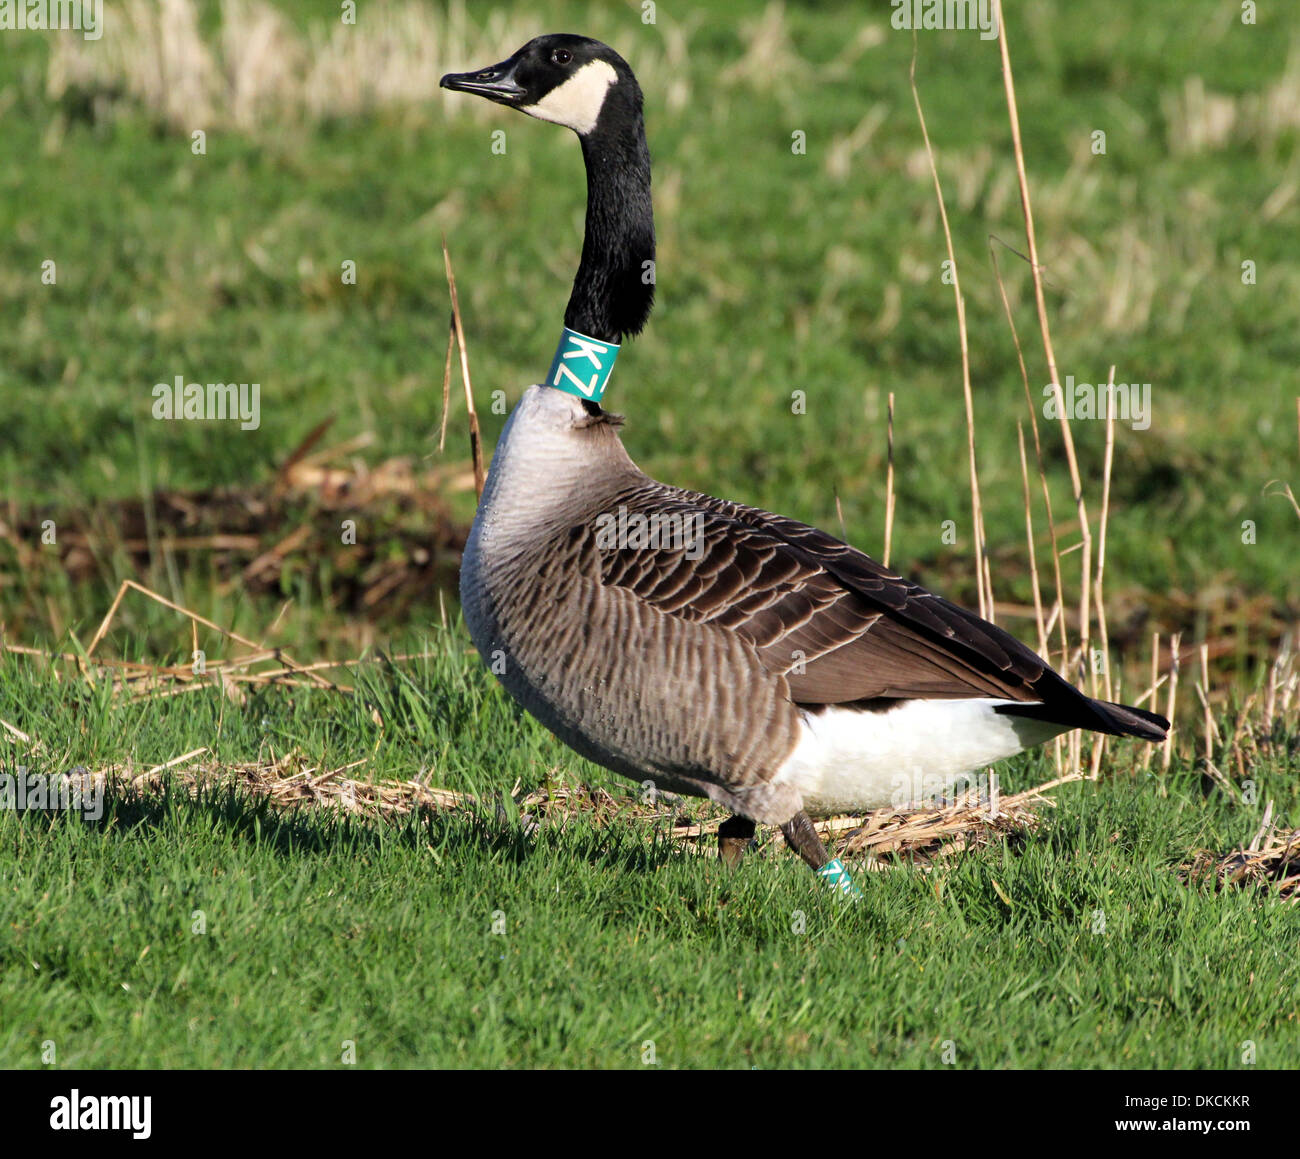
[2,638,1298,1069]
[1,0,1299,1068]
[3,614,1299,1068]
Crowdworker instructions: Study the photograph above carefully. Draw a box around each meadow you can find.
[0,0,1297,1068]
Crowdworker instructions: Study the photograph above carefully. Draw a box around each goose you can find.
[441,35,1168,898]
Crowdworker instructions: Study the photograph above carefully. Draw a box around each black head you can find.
[440,34,640,137]
[442,34,655,345]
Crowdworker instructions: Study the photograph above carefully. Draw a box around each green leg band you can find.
[816,857,863,901]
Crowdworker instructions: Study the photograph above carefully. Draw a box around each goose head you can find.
[441,35,656,351]
[440,34,638,139]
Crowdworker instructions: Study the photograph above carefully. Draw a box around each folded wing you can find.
[594,483,1166,739]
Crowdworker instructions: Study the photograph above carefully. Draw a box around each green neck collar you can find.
[546,327,620,404]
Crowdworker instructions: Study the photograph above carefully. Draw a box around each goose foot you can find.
[780,811,862,901]
[718,814,756,868]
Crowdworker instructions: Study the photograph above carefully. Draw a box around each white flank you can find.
[521,59,618,135]
[772,698,1070,815]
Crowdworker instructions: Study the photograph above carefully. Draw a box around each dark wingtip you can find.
[995,697,1169,742]
[1098,700,1170,742]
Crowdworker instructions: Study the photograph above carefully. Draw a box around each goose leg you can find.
[718,815,755,868]
[780,811,862,900]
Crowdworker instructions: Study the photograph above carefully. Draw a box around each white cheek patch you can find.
[522,59,618,135]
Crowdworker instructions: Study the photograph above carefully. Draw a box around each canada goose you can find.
[441,35,1168,898]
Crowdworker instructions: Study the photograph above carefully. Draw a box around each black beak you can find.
[440,58,526,104]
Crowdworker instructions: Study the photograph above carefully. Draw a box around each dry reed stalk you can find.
[1263,631,1297,729]
[1162,632,1181,773]
[85,580,130,657]
[1094,371,1116,704]
[1140,631,1160,771]
[1086,377,1118,778]
[997,12,1091,717]
[145,747,209,776]
[1042,600,1061,639]
[883,391,897,567]
[441,238,485,500]
[909,40,989,621]
[1264,635,1279,730]
[0,718,36,746]
[989,195,1068,675]
[1226,690,1258,781]
[1016,424,1049,662]
[1199,642,1216,767]
[439,316,456,454]
[834,494,849,543]
[85,579,336,690]
[1264,479,1300,522]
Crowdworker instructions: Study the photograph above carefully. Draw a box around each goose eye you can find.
[551,48,572,65]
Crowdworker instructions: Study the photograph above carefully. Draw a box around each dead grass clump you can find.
[1161,55,1300,157]
[47,743,1065,868]
[0,423,471,637]
[831,776,1070,867]
[48,0,541,131]
[1183,800,1300,903]
[56,748,466,816]
[46,0,690,133]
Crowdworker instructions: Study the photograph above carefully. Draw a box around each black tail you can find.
[997,698,1169,742]
[1094,699,1169,742]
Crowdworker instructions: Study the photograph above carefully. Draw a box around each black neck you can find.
[565,114,655,344]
